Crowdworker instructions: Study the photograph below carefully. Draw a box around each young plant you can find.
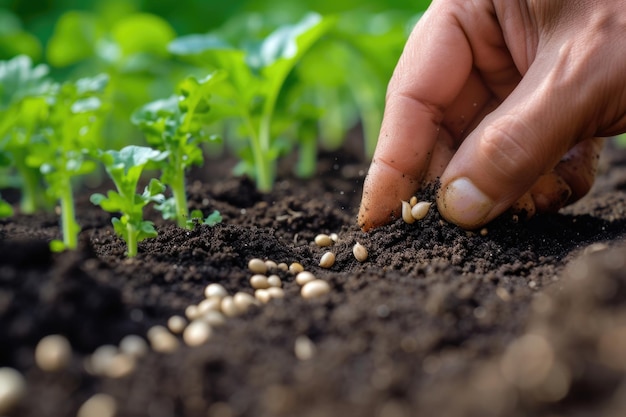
[90,145,168,257]
[24,73,109,251]
[169,13,335,192]
[131,72,223,229]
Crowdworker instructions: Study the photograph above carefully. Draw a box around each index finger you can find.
[358,2,473,230]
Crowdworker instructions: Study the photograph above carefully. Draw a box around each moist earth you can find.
[1,140,626,417]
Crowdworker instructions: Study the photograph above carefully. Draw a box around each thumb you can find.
[436,53,597,229]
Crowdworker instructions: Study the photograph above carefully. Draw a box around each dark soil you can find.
[2,138,626,417]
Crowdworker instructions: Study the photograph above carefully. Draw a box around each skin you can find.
[358,0,626,231]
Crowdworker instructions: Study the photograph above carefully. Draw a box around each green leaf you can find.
[0,55,51,109]
[47,11,104,67]
[205,210,222,226]
[111,13,176,58]
[49,240,66,252]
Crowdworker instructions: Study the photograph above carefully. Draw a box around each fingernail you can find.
[440,177,494,228]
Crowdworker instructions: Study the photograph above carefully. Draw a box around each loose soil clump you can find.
[1,142,626,417]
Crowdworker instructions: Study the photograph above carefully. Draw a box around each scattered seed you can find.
[319,252,336,268]
[147,326,179,353]
[201,310,226,327]
[234,292,258,313]
[255,289,271,303]
[265,260,278,270]
[289,262,304,274]
[411,201,432,220]
[277,262,289,271]
[220,296,239,317]
[204,283,228,299]
[118,335,148,358]
[198,297,222,314]
[77,393,117,417]
[167,315,187,334]
[185,304,201,320]
[0,367,26,414]
[409,196,418,207]
[301,279,331,299]
[353,242,368,262]
[250,274,270,289]
[296,271,316,285]
[106,353,135,378]
[35,334,72,372]
[330,233,339,243]
[88,345,118,376]
[267,287,285,299]
[183,320,212,347]
[294,335,316,361]
[480,228,488,236]
[267,274,282,287]
[248,258,268,274]
[314,234,333,247]
[401,200,415,224]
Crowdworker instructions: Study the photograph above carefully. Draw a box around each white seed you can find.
[250,274,270,289]
[296,271,316,286]
[220,296,239,317]
[77,393,117,417]
[264,260,278,270]
[35,334,72,372]
[401,200,415,224]
[319,252,336,268]
[330,233,339,243]
[198,297,222,314]
[183,320,212,347]
[255,289,271,303]
[301,280,331,299]
[105,353,135,378]
[118,335,148,358]
[314,234,333,247]
[248,258,268,274]
[409,196,418,207]
[0,367,26,414]
[201,310,226,327]
[277,262,289,271]
[204,283,228,299]
[234,292,258,313]
[294,335,316,361]
[267,274,282,287]
[147,326,179,353]
[353,242,368,262]
[267,287,285,299]
[411,201,432,220]
[289,262,304,274]
[88,345,118,376]
[185,304,201,320]
[167,315,187,334]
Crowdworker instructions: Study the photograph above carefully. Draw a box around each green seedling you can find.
[132,72,223,229]
[90,145,169,257]
[169,13,334,192]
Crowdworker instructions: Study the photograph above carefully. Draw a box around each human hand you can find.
[358,0,626,231]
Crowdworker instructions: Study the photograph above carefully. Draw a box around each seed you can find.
[296,271,316,285]
[277,262,289,271]
[319,252,336,268]
[353,242,368,262]
[204,283,228,299]
[401,200,415,224]
[409,196,418,207]
[77,393,117,417]
[198,297,221,314]
[255,289,271,303]
[314,234,333,247]
[118,335,148,358]
[167,315,187,334]
[301,279,330,299]
[201,310,226,327]
[147,326,179,353]
[183,320,212,346]
[185,304,200,320]
[234,292,258,313]
[267,275,282,287]
[265,260,278,270]
[289,262,304,274]
[294,335,316,361]
[220,296,239,317]
[411,201,432,220]
[88,345,118,376]
[267,287,285,299]
[106,353,135,378]
[250,274,270,289]
[0,367,26,414]
[35,334,72,372]
[480,228,488,236]
[330,233,339,243]
[248,258,268,274]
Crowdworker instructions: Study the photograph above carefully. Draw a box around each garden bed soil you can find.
[2,139,626,417]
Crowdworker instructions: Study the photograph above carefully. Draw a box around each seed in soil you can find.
[330,233,339,243]
[220,296,239,317]
[267,274,282,287]
[185,304,201,320]
[34,334,72,372]
[264,260,278,270]
[0,367,26,414]
[167,315,187,334]
[301,279,331,299]
[202,310,226,327]
[183,320,212,346]
[233,292,258,313]
[294,335,316,361]
[77,393,117,417]
[409,196,418,206]
[289,262,304,274]
[87,345,117,376]
[277,262,289,271]
[255,289,271,303]
[118,335,148,358]
[401,200,415,224]
[353,242,368,262]
[411,201,432,220]
[319,252,336,268]
[106,353,136,379]
[314,233,333,247]
[296,271,316,285]
[480,228,488,236]
[248,258,268,274]
[147,326,179,353]
[267,287,285,299]
[250,274,270,289]
[204,283,228,299]
[198,297,221,314]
